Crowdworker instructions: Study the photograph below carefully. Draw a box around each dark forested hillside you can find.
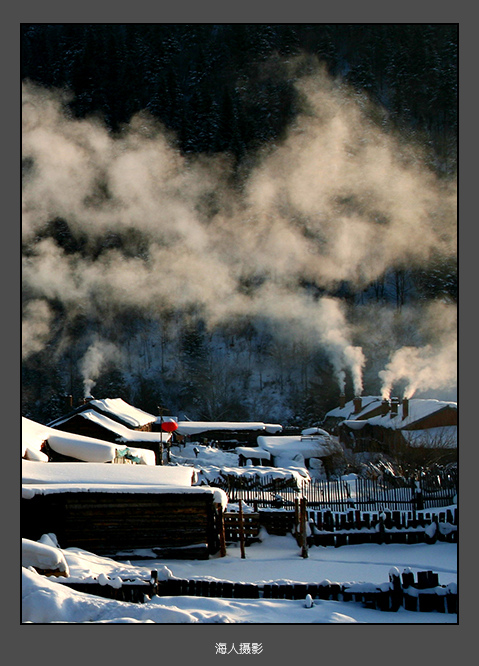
[21,24,458,424]
[22,24,457,166]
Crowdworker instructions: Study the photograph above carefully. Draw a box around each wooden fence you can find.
[57,568,457,615]
[212,474,457,512]
[223,503,457,550]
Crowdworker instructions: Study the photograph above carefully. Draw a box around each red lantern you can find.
[161,420,178,433]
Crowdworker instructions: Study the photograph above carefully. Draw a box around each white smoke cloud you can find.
[21,61,457,398]
[22,299,54,359]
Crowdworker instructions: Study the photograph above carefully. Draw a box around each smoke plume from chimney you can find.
[79,338,121,398]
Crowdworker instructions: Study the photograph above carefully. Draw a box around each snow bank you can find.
[23,447,49,462]
[21,567,202,623]
[21,536,457,624]
[22,538,70,576]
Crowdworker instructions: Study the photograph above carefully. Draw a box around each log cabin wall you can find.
[21,491,221,558]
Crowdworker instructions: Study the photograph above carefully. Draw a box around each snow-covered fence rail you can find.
[212,475,457,513]
[301,476,456,512]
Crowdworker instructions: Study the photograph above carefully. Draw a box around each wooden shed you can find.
[21,461,227,559]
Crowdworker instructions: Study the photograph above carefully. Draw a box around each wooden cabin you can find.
[47,409,171,464]
[336,398,457,458]
[21,461,228,559]
[49,398,157,435]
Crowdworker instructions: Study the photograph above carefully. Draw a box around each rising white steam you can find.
[378,302,457,399]
[379,339,457,400]
[21,61,457,398]
[79,338,122,397]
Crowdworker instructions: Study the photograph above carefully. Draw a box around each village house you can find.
[323,396,457,461]
[48,397,158,435]
[22,416,157,465]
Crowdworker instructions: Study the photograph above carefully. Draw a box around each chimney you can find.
[381,399,390,416]
[402,397,409,419]
[339,394,346,409]
[390,397,399,417]
[64,394,73,411]
[353,396,362,414]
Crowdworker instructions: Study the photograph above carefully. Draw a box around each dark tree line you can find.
[21,24,457,167]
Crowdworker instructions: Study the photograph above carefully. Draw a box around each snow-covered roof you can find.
[22,460,228,508]
[22,459,194,487]
[256,434,335,460]
[50,398,156,429]
[302,427,330,437]
[60,409,172,444]
[325,396,383,420]
[174,421,282,436]
[22,417,156,465]
[22,459,228,508]
[339,398,457,431]
[235,447,271,460]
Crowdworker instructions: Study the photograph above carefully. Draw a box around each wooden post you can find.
[301,497,308,558]
[217,504,227,557]
[294,497,300,537]
[239,499,246,559]
[389,568,402,612]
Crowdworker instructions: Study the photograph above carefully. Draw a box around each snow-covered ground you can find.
[21,439,458,624]
[22,532,457,624]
